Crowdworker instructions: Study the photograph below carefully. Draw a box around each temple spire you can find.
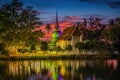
[55,11,59,30]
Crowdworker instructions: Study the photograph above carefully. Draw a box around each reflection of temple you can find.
[7,60,86,79]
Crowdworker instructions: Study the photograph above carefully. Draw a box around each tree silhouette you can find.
[45,24,51,42]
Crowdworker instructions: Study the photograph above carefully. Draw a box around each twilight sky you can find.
[0,0,120,40]
[1,0,120,24]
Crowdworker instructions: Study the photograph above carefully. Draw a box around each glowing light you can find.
[60,66,66,76]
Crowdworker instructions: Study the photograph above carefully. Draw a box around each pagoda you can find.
[50,11,61,47]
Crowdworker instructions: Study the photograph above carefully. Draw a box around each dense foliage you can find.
[55,46,62,52]
[40,41,48,51]
[75,40,114,53]
[0,42,9,55]
[102,18,120,51]
[65,45,72,52]
[0,0,43,54]
[0,0,42,45]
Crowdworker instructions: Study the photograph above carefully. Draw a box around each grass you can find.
[0,51,119,60]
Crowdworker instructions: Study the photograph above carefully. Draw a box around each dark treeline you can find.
[75,17,120,53]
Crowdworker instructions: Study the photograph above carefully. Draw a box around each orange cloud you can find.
[34,15,83,41]
[35,20,74,41]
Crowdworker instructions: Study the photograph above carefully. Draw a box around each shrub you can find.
[0,42,9,55]
[17,48,27,53]
[75,42,84,52]
[40,41,48,51]
[1,50,9,55]
[65,45,72,51]
[56,46,62,52]
[30,44,36,52]
[84,41,94,50]
[0,42,5,51]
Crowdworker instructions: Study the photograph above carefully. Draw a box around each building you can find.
[50,12,83,53]
[57,26,83,52]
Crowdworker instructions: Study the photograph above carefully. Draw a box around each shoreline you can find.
[0,53,120,60]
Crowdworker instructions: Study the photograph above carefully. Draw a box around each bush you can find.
[91,40,113,52]
[56,46,62,52]
[0,42,9,55]
[75,42,84,52]
[30,44,36,52]
[17,48,27,53]
[0,42,5,51]
[75,40,114,53]
[65,45,72,51]
[1,50,9,55]
[40,41,48,51]
[84,41,94,50]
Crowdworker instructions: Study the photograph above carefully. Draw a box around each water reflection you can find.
[0,59,119,80]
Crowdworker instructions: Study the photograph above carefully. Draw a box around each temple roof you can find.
[59,26,81,40]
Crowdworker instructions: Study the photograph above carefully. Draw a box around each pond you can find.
[0,59,120,80]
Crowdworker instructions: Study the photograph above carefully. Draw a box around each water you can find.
[0,59,120,80]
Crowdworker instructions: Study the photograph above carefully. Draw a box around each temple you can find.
[50,11,83,53]
[57,26,83,53]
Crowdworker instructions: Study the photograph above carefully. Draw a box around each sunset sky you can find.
[1,0,120,23]
[0,0,120,40]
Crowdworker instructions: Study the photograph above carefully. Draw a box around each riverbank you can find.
[0,53,120,60]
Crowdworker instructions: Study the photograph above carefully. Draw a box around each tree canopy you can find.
[0,0,43,47]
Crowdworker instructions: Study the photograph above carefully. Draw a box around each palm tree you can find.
[45,24,51,42]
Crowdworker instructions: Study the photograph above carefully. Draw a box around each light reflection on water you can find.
[0,59,120,80]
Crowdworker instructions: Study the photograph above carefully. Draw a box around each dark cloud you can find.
[83,14,109,19]
[78,0,120,8]
[62,16,82,21]
[37,11,50,14]
[105,1,120,8]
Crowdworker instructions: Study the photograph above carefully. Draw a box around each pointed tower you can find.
[50,11,61,46]
[55,11,59,30]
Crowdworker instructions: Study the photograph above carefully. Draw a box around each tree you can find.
[29,43,36,52]
[40,41,48,51]
[0,42,9,55]
[75,42,84,53]
[56,46,62,53]
[102,17,120,51]
[107,17,120,42]
[0,42,5,51]
[65,45,72,52]
[84,41,94,51]
[0,0,43,51]
[45,24,51,42]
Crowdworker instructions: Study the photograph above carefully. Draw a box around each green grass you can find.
[0,52,117,60]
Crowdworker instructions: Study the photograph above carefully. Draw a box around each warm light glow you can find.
[60,66,66,76]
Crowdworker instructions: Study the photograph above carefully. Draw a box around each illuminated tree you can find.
[0,0,43,51]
